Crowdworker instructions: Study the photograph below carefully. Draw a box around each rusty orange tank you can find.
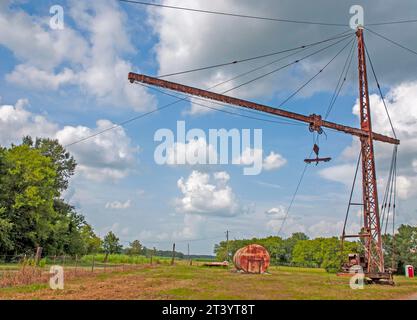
[233,244,270,274]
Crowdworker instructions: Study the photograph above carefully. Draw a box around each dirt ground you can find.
[1,264,416,300]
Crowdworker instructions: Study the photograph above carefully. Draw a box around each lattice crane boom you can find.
[127,73,399,146]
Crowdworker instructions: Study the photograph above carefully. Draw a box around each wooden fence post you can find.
[171,243,176,266]
[91,255,95,273]
[34,247,43,266]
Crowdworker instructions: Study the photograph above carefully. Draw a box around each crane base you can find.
[337,272,395,286]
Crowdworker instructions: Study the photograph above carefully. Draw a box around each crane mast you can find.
[128,27,399,283]
[356,28,385,275]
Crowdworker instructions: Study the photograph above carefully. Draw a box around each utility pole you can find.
[187,243,192,266]
[225,230,230,262]
[171,243,176,266]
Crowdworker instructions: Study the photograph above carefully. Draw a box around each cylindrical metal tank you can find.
[233,244,270,274]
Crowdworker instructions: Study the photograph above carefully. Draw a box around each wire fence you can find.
[0,254,165,289]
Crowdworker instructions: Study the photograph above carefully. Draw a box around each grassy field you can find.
[0,263,416,300]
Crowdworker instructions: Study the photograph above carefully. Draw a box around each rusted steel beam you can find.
[128,72,400,145]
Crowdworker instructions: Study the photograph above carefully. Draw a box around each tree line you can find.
[0,137,181,260]
[214,227,417,273]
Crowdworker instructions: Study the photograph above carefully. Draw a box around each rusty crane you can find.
[128,27,400,284]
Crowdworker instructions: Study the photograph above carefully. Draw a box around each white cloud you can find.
[263,152,287,171]
[0,99,58,145]
[56,119,139,181]
[105,200,132,210]
[1,1,156,111]
[265,206,287,220]
[6,65,77,90]
[319,164,356,186]
[176,170,241,216]
[321,81,417,203]
[235,148,286,171]
[0,99,139,181]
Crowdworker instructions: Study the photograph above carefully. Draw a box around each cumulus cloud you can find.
[0,99,58,145]
[0,1,156,111]
[56,119,139,181]
[0,99,139,181]
[176,170,242,216]
[105,200,132,210]
[265,206,287,220]
[320,81,417,202]
[263,152,287,171]
[234,148,287,172]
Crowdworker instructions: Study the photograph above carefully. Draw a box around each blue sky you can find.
[1,0,417,254]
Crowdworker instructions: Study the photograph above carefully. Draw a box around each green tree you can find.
[103,231,123,257]
[0,145,58,254]
[384,224,417,273]
[0,139,91,256]
[127,240,143,255]
[80,224,102,254]
[22,137,76,192]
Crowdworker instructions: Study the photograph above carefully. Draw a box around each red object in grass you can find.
[233,244,270,274]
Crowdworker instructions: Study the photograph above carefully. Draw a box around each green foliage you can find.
[0,137,100,257]
[383,224,417,273]
[81,254,171,265]
[126,240,143,255]
[214,233,309,265]
[103,232,123,254]
[292,237,359,272]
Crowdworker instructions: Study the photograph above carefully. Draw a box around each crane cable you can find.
[118,0,417,28]
[118,0,347,27]
[157,30,353,78]
[222,34,354,95]
[381,146,398,235]
[277,150,313,236]
[365,27,417,57]
[276,37,354,108]
[364,43,397,139]
[341,150,362,256]
[324,38,356,120]
[64,32,351,148]
[130,33,354,127]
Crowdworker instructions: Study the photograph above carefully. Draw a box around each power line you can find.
[365,27,417,57]
[157,30,353,78]
[118,0,347,26]
[364,43,397,138]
